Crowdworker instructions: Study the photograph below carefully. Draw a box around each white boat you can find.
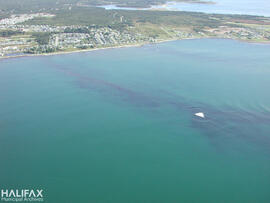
[195,112,205,118]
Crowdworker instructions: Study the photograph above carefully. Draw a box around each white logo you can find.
[1,189,44,202]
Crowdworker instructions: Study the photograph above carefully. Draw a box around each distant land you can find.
[0,0,213,11]
[99,0,215,8]
[0,0,270,58]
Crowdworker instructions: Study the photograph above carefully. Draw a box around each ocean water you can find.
[0,39,270,202]
[153,0,270,16]
[101,0,270,16]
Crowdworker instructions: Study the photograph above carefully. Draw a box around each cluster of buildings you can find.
[0,13,54,25]
[0,24,66,33]
[1,12,269,57]
[50,27,142,48]
[0,34,34,56]
[0,13,157,56]
[0,12,158,56]
[207,26,270,41]
[26,27,155,54]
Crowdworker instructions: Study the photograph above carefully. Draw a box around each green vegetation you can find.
[0,0,77,13]
[32,32,51,45]
[25,7,118,26]
[0,0,211,13]
[64,27,90,33]
[22,6,269,33]
[0,30,24,37]
[25,46,59,54]
[16,6,269,44]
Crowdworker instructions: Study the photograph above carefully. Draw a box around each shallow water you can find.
[0,39,270,202]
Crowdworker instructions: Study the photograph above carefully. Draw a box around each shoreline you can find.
[0,38,175,61]
[1,37,270,61]
[0,43,146,60]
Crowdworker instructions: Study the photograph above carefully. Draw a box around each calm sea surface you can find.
[0,39,270,202]
[101,0,270,16]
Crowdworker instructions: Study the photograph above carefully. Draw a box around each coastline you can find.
[0,38,176,61]
[1,37,269,61]
[0,43,146,60]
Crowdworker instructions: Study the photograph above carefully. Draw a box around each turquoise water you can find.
[101,0,270,16]
[0,39,270,202]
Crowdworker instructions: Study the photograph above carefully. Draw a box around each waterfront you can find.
[0,39,270,202]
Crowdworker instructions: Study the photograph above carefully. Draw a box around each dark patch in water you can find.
[57,67,160,108]
[54,65,270,156]
[163,94,270,156]
[189,105,270,156]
